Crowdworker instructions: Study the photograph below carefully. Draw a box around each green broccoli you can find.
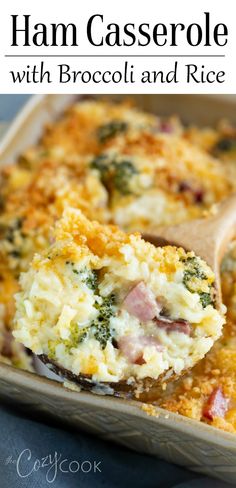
[0,217,27,267]
[66,262,99,291]
[97,120,127,143]
[182,256,214,308]
[199,292,213,308]
[85,270,99,291]
[91,154,111,184]
[91,154,138,196]
[213,137,236,155]
[64,324,89,349]
[91,294,116,349]
[47,324,88,359]
[182,256,207,291]
[113,160,138,195]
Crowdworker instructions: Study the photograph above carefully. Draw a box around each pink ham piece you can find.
[159,121,173,134]
[123,282,162,322]
[155,317,191,335]
[202,387,229,420]
[118,335,164,365]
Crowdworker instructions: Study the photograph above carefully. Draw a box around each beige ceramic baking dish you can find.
[0,94,236,484]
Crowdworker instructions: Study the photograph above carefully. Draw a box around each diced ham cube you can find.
[159,121,173,134]
[118,335,164,365]
[202,387,229,420]
[155,317,191,335]
[178,181,204,204]
[153,120,173,134]
[123,282,162,322]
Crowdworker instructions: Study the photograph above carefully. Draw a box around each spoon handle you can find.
[210,194,236,261]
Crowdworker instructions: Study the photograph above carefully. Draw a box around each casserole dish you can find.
[0,94,235,484]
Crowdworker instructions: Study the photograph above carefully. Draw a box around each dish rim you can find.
[1,361,236,447]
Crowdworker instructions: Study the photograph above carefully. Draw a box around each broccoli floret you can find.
[93,324,113,349]
[213,137,236,155]
[182,256,207,291]
[199,292,213,308]
[91,154,110,183]
[182,256,214,308]
[92,294,116,349]
[0,217,27,270]
[113,160,138,195]
[64,324,89,350]
[66,262,99,291]
[86,270,99,290]
[47,324,88,359]
[96,294,116,317]
[48,295,117,356]
[97,121,127,143]
[211,135,236,157]
[91,154,138,196]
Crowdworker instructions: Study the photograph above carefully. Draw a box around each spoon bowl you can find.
[38,195,236,398]
[38,353,180,400]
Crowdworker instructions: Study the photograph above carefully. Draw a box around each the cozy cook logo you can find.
[5,449,102,483]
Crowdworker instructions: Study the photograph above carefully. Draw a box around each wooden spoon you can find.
[144,193,236,310]
[39,194,236,398]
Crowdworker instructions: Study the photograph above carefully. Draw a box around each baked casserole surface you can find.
[1,98,236,432]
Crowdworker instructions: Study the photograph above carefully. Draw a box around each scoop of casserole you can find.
[13,208,225,395]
